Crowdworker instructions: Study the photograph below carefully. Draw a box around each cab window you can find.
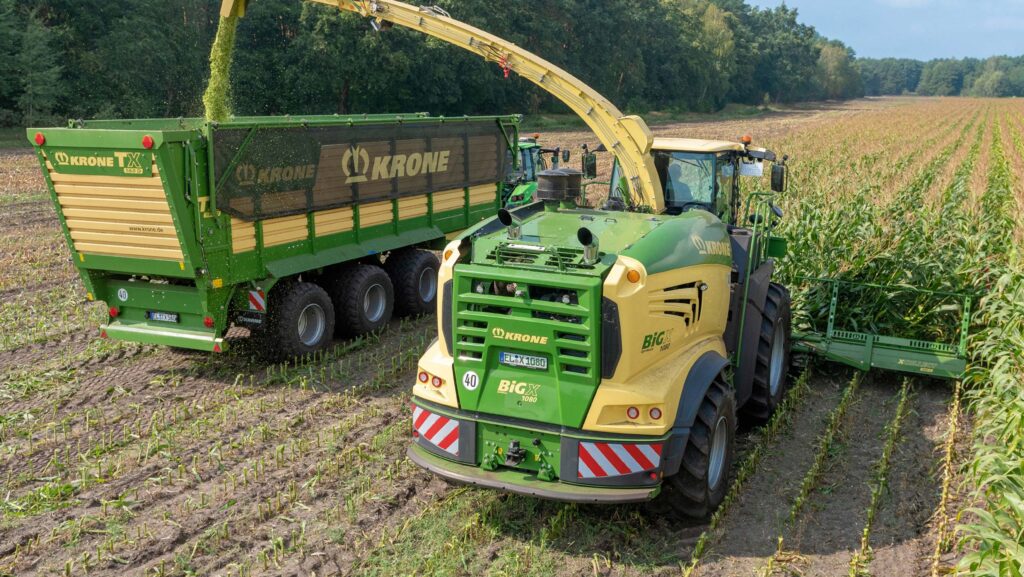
[654,151,716,214]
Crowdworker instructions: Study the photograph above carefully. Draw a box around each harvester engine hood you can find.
[448,207,732,429]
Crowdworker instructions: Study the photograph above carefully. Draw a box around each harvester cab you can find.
[218,0,971,517]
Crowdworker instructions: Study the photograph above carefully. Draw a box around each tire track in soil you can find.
[863,381,950,576]
[781,374,903,577]
[692,370,851,577]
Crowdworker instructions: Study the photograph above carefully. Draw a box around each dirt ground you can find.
[0,97,972,576]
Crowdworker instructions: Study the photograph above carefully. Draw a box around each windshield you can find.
[521,148,536,181]
[655,151,716,213]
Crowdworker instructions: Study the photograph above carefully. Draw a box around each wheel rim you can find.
[769,322,786,397]
[363,283,387,323]
[297,303,326,347]
[708,416,728,491]
[418,267,437,303]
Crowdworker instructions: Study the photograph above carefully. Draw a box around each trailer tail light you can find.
[577,441,662,479]
[34,132,45,146]
[108,306,120,318]
[203,316,215,328]
[142,135,155,149]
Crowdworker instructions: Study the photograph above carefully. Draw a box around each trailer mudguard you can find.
[662,351,729,477]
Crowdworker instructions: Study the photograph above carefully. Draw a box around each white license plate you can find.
[499,352,548,370]
[148,311,179,323]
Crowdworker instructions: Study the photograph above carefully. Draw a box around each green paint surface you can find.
[203,16,238,122]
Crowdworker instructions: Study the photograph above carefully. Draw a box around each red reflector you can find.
[142,135,155,149]
[418,371,429,383]
[431,376,443,388]
[34,132,45,146]
[649,472,658,480]
[204,316,215,328]
[100,330,108,339]
[412,430,419,437]
[108,306,119,317]
[626,407,640,420]
[213,344,222,353]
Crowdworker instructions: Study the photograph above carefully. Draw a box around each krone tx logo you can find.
[53,151,70,165]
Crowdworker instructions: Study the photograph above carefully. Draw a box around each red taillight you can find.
[203,316,215,328]
[649,407,663,420]
[108,306,119,317]
[142,135,155,149]
[100,330,108,339]
[213,344,222,353]
[626,407,640,420]
[431,376,443,388]
[34,132,45,146]
[418,371,429,383]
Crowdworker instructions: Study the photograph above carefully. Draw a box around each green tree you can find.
[0,0,23,124]
[17,9,62,125]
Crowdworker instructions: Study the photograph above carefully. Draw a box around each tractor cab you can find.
[504,135,573,207]
[603,137,780,225]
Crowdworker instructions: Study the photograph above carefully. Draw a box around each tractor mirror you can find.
[562,149,571,163]
[582,153,598,179]
[771,164,788,193]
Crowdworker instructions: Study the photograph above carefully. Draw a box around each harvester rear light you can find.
[34,132,45,146]
[142,135,155,149]
[108,306,119,318]
[431,376,443,388]
[649,407,663,420]
[203,316,215,328]
[626,406,640,420]
[418,371,430,383]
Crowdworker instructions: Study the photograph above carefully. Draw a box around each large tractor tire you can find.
[384,249,440,317]
[330,264,394,337]
[661,375,736,518]
[741,283,792,423]
[263,281,335,361]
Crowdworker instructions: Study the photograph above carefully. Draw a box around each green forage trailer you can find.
[28,113,521,358]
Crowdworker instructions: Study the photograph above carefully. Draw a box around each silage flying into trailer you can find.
[212,120,509,221]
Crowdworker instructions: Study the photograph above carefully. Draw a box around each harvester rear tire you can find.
[331,264,394,338]
[384,249,440,317]
[263,281,336,361]
[661,375,736,518]
[741,283,792,423]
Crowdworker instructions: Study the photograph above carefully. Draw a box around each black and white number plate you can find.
[147,311,179,323]
[498,352,548,370]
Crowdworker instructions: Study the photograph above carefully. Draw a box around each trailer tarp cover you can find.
[212,119,508,221]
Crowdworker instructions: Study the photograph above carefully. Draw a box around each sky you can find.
[746,0,1024,60]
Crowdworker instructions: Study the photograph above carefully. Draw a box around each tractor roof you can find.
[652,137,745,153]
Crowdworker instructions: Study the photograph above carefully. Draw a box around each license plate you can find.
[147,311,179,323]
[499,352,548,370]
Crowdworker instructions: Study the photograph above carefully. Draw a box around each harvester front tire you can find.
[331,265,394,337]
[264,282,336,361]
[661,376,736,518]
[741,283,792,423]
[385,249,440,317]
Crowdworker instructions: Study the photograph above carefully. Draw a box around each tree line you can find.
[860,56,1024,97]
[0,0,963,128]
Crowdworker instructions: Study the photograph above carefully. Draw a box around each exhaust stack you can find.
[498,208,523,240]
[577,227,600,265]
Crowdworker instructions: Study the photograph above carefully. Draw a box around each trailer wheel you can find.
[741,283,792,423]
[384,250,440,317]
[661,375,736,518]
[264,282,335,360]
[331,264,394,337]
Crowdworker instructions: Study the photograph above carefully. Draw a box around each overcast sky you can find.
[746,0,1024,60]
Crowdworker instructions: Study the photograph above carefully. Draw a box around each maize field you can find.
[1,96,1023,576]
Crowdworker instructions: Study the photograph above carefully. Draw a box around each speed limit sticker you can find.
[462,370,480,391]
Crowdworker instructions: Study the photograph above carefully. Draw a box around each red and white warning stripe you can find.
[578,441,662,479]
[412,405,460,456]
[248,290,266,312]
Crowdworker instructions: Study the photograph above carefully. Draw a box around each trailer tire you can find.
[385,250,440,317]
[741,283,792,423]
[661,375,736,518]
[264,282,335,361]
[331,264,394,337]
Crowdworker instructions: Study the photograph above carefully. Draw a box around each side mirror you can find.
[771,164,788,193]
[582,153,598,179]
[562,149,571,163]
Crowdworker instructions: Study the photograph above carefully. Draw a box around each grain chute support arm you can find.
[218,0,665,213]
